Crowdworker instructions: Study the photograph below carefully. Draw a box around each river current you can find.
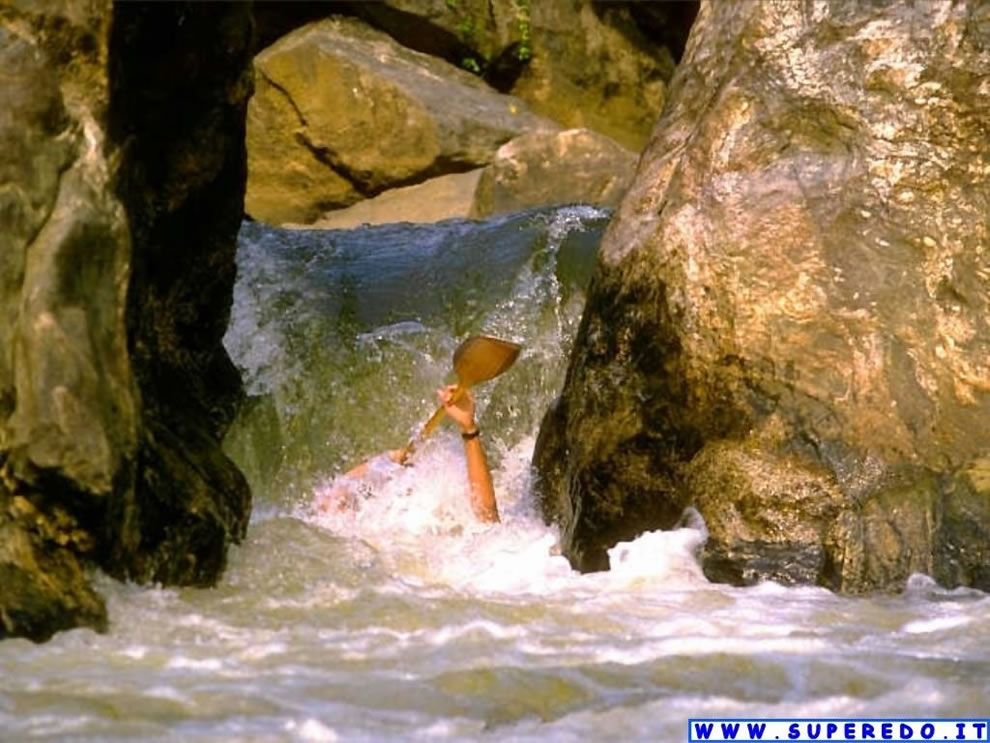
[1,207,987,741]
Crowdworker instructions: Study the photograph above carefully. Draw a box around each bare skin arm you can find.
[341,449,407,480]
[316,448,406,513]
[438,385,499,523]
[317,387,499,523]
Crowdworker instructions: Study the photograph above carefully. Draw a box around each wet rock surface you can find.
[1,2,251,641]
[534,0,990,591]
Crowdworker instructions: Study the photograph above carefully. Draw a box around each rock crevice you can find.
[0,1,252,642]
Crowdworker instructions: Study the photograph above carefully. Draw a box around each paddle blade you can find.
[453,335,522,388]
[398,336,522,461]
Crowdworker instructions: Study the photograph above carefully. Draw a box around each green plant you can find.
[513,0,532,62]
[456,15,476,37]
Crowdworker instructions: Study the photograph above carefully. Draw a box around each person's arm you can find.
[316,449,407,513]
[341,449,407,479]
[439,385,499,523]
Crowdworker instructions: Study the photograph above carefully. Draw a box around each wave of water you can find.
[0,208,987,741]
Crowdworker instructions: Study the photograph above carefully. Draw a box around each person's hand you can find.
[438,384,477,433]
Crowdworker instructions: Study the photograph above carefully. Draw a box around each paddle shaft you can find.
[398,384,466,460]
[395,335,520,463]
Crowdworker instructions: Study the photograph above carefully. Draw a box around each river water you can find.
[1,208,987,741]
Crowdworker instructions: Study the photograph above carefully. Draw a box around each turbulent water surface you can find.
[1,208,987,742]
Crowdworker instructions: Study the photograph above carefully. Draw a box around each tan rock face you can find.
[344,0,679,151]
[513,1,674,151]
[298,170,483,230]
[296,127,637,228]
[534,0,990,591]
[245,69,360,226]
[245,16,557,226]
[471,128,637,218]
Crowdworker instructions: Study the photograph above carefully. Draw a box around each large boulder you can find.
[0,1,251,642]
[245,16,557,225]
[344,0,522,82]
[534,0,990,592]
[345,0,678,151]
[510,1,675,151]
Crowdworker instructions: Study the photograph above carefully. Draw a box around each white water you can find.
[1,436,987,741]
[1,209,987,740]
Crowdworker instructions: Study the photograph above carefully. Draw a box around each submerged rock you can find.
[534,0,990,591]
[0,2,251,641]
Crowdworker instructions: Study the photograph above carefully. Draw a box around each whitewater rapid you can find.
[0,208,986,741]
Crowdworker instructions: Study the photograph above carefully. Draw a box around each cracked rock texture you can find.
[1,1,251,642]
[534,0,990,592]
[245,16,558,226]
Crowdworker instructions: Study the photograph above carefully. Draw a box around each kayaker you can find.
[316,384,499,523]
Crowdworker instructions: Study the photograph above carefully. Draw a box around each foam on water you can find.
[2,419,986,741]
[302,424,713,605]
[2,210,988,740]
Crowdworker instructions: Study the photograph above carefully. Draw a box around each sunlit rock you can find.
[295,170,483,230]
[245,16,557,226]
[534,0,990,591]
[471,128,638,219]
[346,0,683,151]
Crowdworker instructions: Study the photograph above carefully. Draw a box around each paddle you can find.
[398,335,521,461]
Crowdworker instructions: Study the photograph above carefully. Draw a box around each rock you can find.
[244,66,360,227]
[621,1,700,63]
[344,0,523,85]
[109,2,253,585]
[298,170,483,230]
[0,510,108,642]
[511,1,675,151]
[341,1,679,151]
[470,128,637,218]
[533,0,990,592]
[252,0,336,54]
[0,1,251,642]
[301,128,635,228]
[1,1,125,640]
[245,16,557,225]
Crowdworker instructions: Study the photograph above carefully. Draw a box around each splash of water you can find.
[223,206,610,508]
[0,209,985,742]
